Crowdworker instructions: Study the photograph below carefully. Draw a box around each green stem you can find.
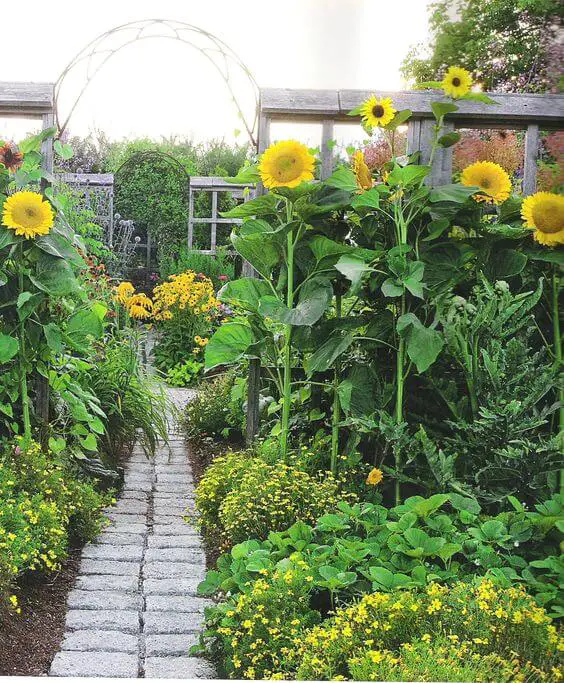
[18,246,32,445]
[330,292,342,475]
[552,266,563,495]
[280,203,294,462]
[394,294,406,506]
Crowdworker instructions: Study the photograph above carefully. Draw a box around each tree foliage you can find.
[402,0,563,92]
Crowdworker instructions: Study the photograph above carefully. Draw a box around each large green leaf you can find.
[218,277,272,313]
[258,277,332,326]
[429,184,477,203]
[0,334,19,363]
[337,367,374,416]
[485,248,527,279]
[34,231,84,265]
[204,322,253,369]
[304,330,354,376]
[431,101,459,119]
[397,313,444,373]
[0,228,19,251]
[386,164,430,187]
[308,236,351,265]
[223,163,260,184]
[66,307,104,350]
[31,252,79,296]
[324,166,358,192]
[351,188,381,211]
[43,323,64,354]
[334,255,373,292]
[231,230,280,279]
[221,193,278,218]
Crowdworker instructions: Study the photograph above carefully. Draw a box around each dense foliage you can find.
[402,0,563,92]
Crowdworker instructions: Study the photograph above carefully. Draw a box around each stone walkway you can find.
[49,389,215,679]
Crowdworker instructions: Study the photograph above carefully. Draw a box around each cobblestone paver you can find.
[50,388,215,679]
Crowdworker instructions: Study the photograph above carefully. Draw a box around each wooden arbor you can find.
[243,87,564,442]
[0,81,55,172]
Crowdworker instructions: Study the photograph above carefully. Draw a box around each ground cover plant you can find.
[185,64,563,680]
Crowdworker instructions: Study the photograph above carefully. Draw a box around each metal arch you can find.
[54,18,260,147]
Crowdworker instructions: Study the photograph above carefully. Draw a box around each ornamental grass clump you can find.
[284,579,562,681]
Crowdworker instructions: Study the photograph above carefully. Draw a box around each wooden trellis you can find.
[188,176,255,254]
[242,87,564,442]
[57,172,114,242]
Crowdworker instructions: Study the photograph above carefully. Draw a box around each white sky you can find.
[2,0,433,147]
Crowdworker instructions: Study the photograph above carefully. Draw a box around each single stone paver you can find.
[144,656,215,679]
[61,630,138,653]
[49,387,213,679]
[50,651,138,677]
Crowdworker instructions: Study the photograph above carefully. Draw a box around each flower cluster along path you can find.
[49,388,215,679]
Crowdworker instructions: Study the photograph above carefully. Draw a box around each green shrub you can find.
[84,333,168,461]
[195,450,353,547]
[287,580,561,680]
[184,373,245,441]
[159,246,236,291]
[197,565,320,679]
[195,451,255,546]
[166,359,203,387]
[0,440,111,611]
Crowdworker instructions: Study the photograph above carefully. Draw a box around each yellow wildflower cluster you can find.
[0,440,110,611]
[151,271,218,322]
[285,579,562,680]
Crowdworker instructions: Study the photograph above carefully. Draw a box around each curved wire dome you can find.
[54,19,260,147]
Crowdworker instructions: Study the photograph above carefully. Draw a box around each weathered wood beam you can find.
[0,81,54,116]
[261,88,564,127]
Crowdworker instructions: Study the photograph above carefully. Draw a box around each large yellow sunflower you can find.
[2,191,54,239]
[441,66,473,99]
[521,192,564,247]
[460,161,511,204]
[259,140,316,189]
[352,150,373,190]
[359,96,396,129]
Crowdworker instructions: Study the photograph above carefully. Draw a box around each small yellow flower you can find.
[366,467,383,486]
[352,150,373,190]
[114,281,135,305]
[2,191,55,239]
[359,96,396,129]
[441,66,473,98]
[461,161,511,204]
[521,192,564,247]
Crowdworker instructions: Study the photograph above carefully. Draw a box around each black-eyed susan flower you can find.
[360,96,396,129]
[366,467,383,486]
[0,142,24,172]
[521,191,564,247]
[259,140,316,189]
[352,150,373,190]
[114,281,135,305]
[2,191,54,239]
[126,293,153,320]
[441,66,472,99]
[460,161,511,204]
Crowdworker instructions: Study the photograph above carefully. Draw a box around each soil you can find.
[187,436,234,569]
[0,548,81,676]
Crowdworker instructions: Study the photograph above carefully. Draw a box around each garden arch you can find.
[113,149,192,275]
[54,19,260,147]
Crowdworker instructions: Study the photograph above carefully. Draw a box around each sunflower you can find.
[460,161,511,204]
[359,96,396,129]
[441,66,472,99]
[126,293,153,320]
[114,281,135,305]
[0,142,24,172]
[366,467,383,486]
[352,150,373,190]
[521,192,564,247]
[2,191,54,239]
[259,140,316,189]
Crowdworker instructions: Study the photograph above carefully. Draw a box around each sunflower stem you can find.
[552,265,563,495]
[280,200,294,462]
[330,291,342,475]
[17,243,32,446]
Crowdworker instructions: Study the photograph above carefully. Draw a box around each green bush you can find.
[159,247,236,291]
[195,450,353,547]
[165,360,204,387]
[184,373,245,441]
[286,580,561,680]
[84,333,168,461]
[0,440,111,611]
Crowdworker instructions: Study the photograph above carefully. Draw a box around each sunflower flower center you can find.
[372,105,385,118]
[452,77,461,87]
[13,205,42,228]
[532,200,563,234]
[274,155,301,182]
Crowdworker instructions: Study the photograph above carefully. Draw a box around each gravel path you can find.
[49,388,215,679]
